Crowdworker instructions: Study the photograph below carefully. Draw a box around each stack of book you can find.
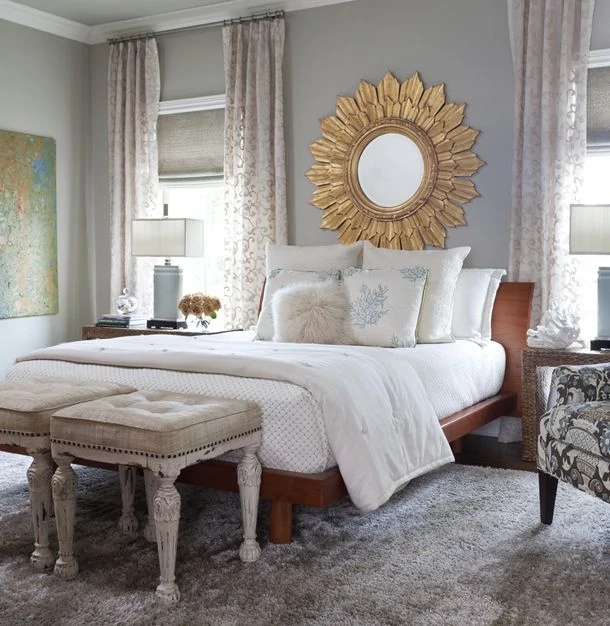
[95,314,148,328]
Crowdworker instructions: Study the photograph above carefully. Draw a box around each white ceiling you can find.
[7,0,238,26]
[0,0,354,44]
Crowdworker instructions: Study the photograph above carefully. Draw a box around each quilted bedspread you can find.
[16,335,454,511]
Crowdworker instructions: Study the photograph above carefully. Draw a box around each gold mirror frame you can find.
[306,71,485,249]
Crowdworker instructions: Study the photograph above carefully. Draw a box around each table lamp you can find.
[569,203,610,349]
[131,217,204,329]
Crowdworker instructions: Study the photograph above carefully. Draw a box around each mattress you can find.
[6,332,505,474]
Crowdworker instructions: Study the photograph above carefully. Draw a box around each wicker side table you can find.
[82,326,241,340]
[521,346,610,462]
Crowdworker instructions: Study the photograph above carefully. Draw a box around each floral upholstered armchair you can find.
[538,364,610,524]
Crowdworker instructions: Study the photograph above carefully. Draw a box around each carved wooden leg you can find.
[237,443,262,562]
[143,469,159,542]
[539,470,559,525]
[118,465,139,533]
[52,453,79,580]
[153,472,181,605]
[26,450,54,571]
[269,501,293,544]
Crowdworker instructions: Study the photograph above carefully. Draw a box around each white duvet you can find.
[14,334,454,512]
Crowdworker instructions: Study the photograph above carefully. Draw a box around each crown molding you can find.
[589,48,610,69]
[0,0,89,43]
[87,0,354,44]
[0,0,355,45]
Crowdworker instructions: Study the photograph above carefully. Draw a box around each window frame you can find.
[159,94,225,115]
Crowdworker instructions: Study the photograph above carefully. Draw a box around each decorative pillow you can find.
[272,282,353,344]
[362,241,470,343]
[255,268,341,340]
[265,241,363,273]
[452,268,506,341]
[342,266,428,348]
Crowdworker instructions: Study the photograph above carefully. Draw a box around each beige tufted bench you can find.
[50,390,263,605]
[0,378,135,570]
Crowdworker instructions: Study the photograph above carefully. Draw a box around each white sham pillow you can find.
[272,281,353,344]
[265,241,363,273]
[362,241,470,343]
[342,266,428,348]
[452,268,506,341]
[255,268,341,340]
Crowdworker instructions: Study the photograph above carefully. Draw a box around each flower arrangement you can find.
[178,292,222,328]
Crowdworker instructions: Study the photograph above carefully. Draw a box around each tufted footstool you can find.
[0,378,135,570]
[49,390,263,605]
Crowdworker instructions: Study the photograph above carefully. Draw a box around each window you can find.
[579,63,610,339]
[579,154,610,339]
[158,183,225,324]
[157,97,226,325]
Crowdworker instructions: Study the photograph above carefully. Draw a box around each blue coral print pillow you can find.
[342,266,428,347]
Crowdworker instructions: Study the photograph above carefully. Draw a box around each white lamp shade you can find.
[569,204,610,254]
[131,218,204,258]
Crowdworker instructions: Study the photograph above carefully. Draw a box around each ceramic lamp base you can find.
[153,264,182,320]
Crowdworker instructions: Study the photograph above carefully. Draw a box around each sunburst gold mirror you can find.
[306,71,484,249]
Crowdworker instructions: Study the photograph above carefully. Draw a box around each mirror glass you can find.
[357,133,425,207]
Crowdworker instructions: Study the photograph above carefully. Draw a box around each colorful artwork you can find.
[0,130,57,318]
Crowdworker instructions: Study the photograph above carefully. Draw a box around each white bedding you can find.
[7,332,505,510]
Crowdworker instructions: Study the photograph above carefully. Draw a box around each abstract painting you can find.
[0,129,57,318]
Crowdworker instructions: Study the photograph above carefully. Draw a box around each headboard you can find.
[491,282,534,413]
[258,277,534,411]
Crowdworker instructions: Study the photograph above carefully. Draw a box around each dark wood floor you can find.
[455,434,536,472]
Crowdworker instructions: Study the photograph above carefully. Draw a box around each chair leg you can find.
[539,470,558,525]
[237,443,262,562]
[26,450,54,571]
[117,465,139,533]
[143,469,159,542]
[153,472,181,605]
[52,453,79,579]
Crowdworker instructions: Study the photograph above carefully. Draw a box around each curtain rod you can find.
[107,10,285,44]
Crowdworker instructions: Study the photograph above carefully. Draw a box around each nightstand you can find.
[521,346,610,462]
[82,326,241,340]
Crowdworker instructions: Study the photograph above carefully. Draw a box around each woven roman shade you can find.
[587,66,610,152]
[157,108,224,181]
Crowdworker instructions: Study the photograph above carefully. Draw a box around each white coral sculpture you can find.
[526,304,585,349]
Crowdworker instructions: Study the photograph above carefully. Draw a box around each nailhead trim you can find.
[0,428,50,437]
[50,426,261,460]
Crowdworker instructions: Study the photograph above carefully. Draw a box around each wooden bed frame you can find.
[1,281,533,545]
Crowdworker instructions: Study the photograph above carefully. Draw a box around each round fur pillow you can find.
[271,281,353,344]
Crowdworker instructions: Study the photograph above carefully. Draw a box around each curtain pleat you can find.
[108,38,160,316]
[508,0,594,325]
[222,18,287,330]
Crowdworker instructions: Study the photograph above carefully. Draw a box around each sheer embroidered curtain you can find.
[108,38,161,316]
[508,0,594,325]
[222,18,287,330]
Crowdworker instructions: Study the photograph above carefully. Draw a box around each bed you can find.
[2,280,533,543]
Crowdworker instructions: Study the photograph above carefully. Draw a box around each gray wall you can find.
[3,0,610,380]
[88,0,515,316]
[285,0,513,269]
[0,20,90,378]
[159,27,225,99]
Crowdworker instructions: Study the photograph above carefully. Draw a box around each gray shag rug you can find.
[0,454,608,626]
